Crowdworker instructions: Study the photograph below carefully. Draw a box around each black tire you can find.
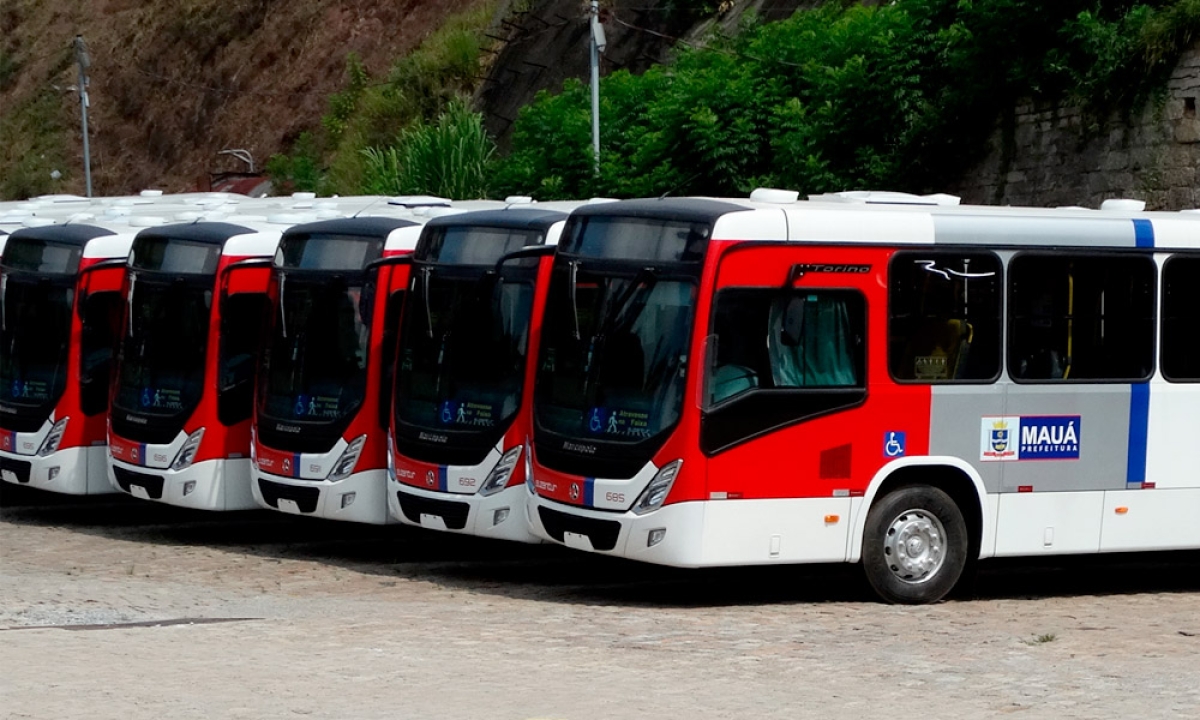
[862,485,969,604]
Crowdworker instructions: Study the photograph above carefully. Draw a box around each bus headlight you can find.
[479,446,523,497]
[327,435,366,483]
[170,428,205,470]
[37,417,69,457]
[631,459,682,516]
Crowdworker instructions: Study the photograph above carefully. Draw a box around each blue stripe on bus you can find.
[438,466,448,492]
[584,477,596,507]
[1127,383,1150,485]
[292,453,302,478]
[1133,218,1154,248]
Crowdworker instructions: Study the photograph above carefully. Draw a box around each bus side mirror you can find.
[779,296,806,347]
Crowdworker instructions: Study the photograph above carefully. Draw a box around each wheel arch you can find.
[848,456,989,563]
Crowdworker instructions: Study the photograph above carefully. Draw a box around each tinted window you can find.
[258,275,369,427]
[395,275,532,435]
[1162,256,1200,381]
[218,293,269,426]
[889,251,1001,382]
[79,290,123,416]
[277,234,382,271]
[0,277,74,421]
[1009,254,1155,382]
[560,217,710,263]
[113,277,213,420]
[537,267,696,442]
[419,226,541,265]
[2,238,83,275]
[131,238,221,275]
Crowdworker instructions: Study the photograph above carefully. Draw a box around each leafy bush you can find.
[268,3,497,196]
[496,0,1200,200]
[265,131,323,194]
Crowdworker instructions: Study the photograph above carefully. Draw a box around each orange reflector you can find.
[824,514,839,524]
[1115,506,1129,515]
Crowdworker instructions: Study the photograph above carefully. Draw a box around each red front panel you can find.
[531,241,934,510]
[56,256,126,452]
[701,243,930,501]
[255,442,300,478]
[108,433,145,466]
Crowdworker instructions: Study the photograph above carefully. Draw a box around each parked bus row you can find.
[6,188,1200,604]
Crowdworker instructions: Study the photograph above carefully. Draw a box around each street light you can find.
[73,35,93,198]
[590,1,606,176]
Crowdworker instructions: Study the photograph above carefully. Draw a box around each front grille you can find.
[112,466,165,499]
[0,456,32,484]
[396,492,469,530]
[537,505,621,551]
[257,478,320,513]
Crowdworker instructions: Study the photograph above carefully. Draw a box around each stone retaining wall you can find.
[954,47,1200,210]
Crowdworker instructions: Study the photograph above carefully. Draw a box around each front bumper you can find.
[251,467,391,524]
[0,445,114,496]
[107,457,255,511]
[388,480,539,543]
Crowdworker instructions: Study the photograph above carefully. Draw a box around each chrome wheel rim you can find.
[882,508,946,584]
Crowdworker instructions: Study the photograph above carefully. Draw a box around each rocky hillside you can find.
[0,0,814,200]
[1,0,486,198]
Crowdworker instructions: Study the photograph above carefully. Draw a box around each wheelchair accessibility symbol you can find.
[883,431,906,458]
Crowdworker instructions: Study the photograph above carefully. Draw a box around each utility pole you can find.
[589,1,606,176]
[73,35,93,198]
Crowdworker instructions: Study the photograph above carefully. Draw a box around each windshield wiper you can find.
[127,272,137,339]
[567,260,581,341]
[419,265,435,339]
[278,272,288,339]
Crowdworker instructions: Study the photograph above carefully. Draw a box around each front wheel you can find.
[862,485,968,604]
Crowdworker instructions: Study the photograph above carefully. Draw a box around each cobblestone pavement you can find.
[3,485,1200,720]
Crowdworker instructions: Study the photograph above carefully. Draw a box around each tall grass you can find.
[320,1,498,194]
[361,100,495,199]
[0,90,69,199]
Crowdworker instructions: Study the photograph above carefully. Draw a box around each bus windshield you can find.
[257,273,370,437]
[535,262,696,452]
[0,274,74,421]
[393,269,534,456]
[112,275,213,422]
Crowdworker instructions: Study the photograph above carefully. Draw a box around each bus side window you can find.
[708,290,767,404]
[703,287,866,454]
[218,293,270,426]
[79,290,123,416]
[768,293,861,388]
[888,251,1001,383]
[1009,254,1155,382]
[1162,256,1200,381]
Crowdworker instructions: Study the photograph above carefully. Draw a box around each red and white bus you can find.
[387,206,574,541]
[0,222,132,494]
[250,215,428,524]
[525,189,1200,603]
[106,220,284,509]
